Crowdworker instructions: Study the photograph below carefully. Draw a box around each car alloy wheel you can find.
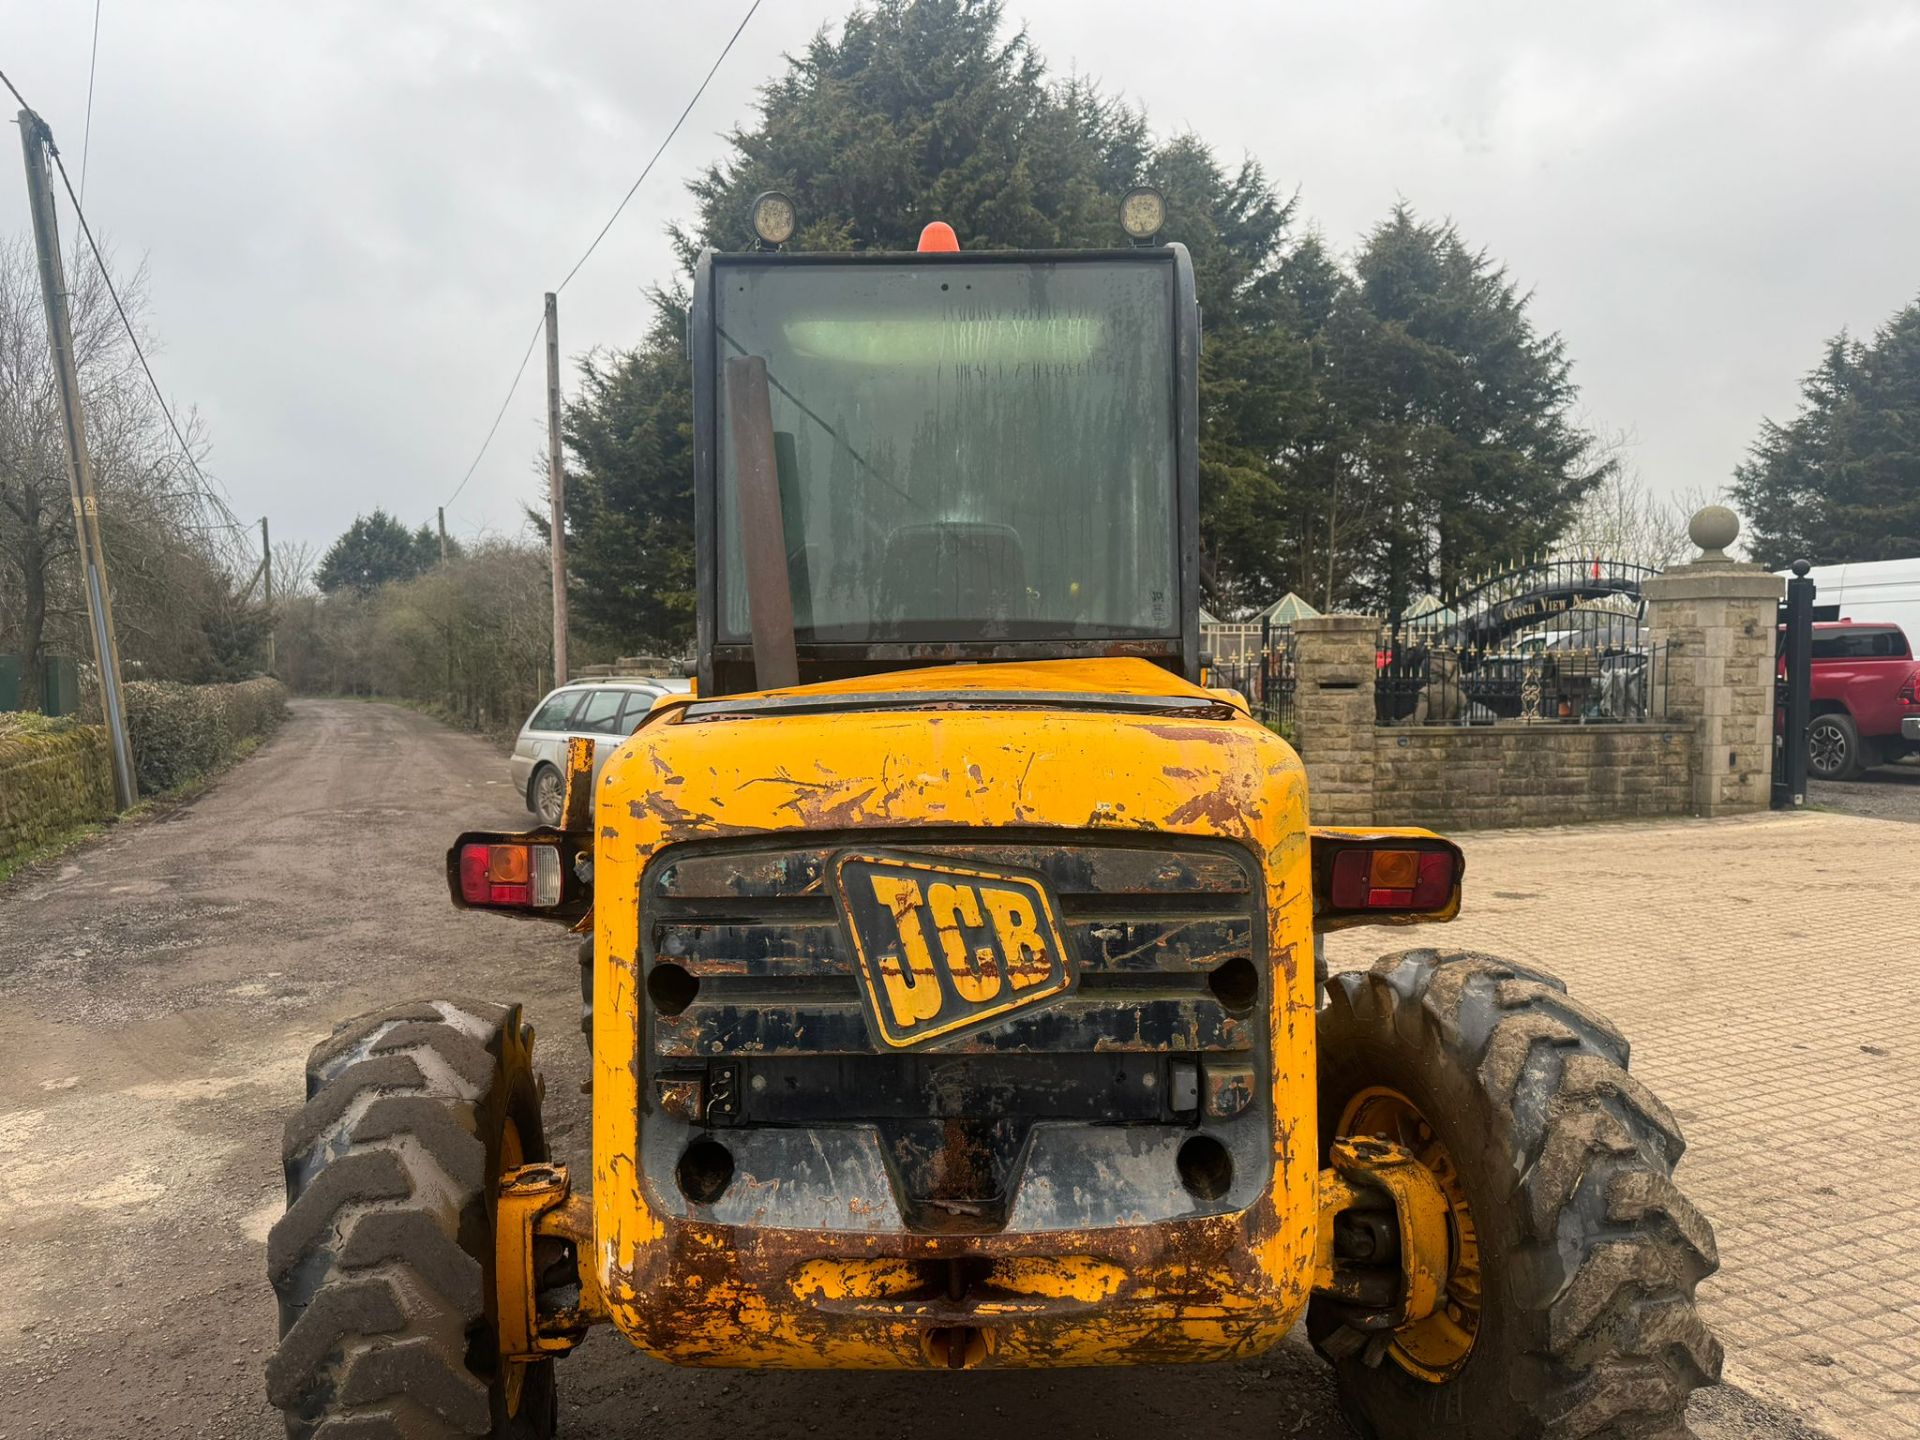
[1808,720,1849,777]
[534,767,565,825]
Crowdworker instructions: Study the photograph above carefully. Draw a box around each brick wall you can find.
[0,719,114,860]
[1370,723,1695,829]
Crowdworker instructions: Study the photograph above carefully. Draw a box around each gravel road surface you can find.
[0,699,1824,1438]
[1809,755,1920,822]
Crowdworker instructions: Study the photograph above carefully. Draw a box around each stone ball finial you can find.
[1688,504,1740,562]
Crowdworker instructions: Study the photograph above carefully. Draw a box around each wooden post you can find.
[545,293,568,687]
[261,515,275,675]
[19,108,136,807]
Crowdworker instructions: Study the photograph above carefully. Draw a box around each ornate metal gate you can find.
[1380,558,1666,726]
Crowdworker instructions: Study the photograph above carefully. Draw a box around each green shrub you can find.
[121,677,287,792]
[1,679,286,867]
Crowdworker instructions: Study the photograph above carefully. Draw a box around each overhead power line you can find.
[47,138,250,545]
[81,0,103,203]
[4,64,253,557]
[554,0,762,296]
[442,0,762,510]
[443,315,545,508]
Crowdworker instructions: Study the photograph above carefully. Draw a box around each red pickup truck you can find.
[1800,621,1920,780]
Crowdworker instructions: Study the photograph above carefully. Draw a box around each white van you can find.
[1784,557,1920,637]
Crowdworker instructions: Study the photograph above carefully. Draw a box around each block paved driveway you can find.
[0,699,1901,1438]
[1326,806,1920,1440]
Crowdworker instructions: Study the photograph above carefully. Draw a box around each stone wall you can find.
[1371,723,1695,829]
[1642,566,1782,816]
[1,677,288,864]
[0,718,114,860]
[1291,616,1379,826]
[1292,613,1706,830]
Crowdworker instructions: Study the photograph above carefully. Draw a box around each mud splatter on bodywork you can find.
[589,658,1321,1368]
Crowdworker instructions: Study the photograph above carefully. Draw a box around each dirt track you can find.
[0,699,1823,1438]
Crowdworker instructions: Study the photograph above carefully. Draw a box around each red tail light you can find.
[1329,847,1455,911]
[458,842,561,908]
[1900,669,1920,706]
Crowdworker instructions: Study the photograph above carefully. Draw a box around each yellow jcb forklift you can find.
[267,189,1719,1439]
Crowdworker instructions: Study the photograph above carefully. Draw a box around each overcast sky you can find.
[7,0,1918,558]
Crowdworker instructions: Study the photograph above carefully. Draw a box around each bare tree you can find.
[1557,460,1721,571]
[0,234,258,701]
[272,540,319,600]
[276,537,564,736]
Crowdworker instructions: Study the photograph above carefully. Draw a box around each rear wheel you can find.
[530,765,565,825]
[1310,950,1721,1439]
[1808,712,1863,780]
[265,999,555,1439]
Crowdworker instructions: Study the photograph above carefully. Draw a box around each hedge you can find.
[0,678,288,864]
[119,677,289,793]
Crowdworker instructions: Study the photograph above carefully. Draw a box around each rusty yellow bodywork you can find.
[588,656,1323,1367]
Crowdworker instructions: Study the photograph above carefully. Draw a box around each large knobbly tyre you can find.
[266,999,554,1439]
[1310,950,1721,1440]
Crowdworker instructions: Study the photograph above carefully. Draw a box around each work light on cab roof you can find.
[749,190,796,249]
[1120,184,1167,243]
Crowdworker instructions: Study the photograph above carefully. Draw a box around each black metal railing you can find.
[1379,564,1670,726]
[1210,624,1297,742]
[1392,558,1659,653]
[1377,631,1671,726]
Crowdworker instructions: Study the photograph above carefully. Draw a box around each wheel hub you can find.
[1337,1086,1481,1383]
[1809,722,1846,773]
[535,769,565,823]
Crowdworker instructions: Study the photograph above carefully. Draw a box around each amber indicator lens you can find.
[459,843,562,908]
[1329,847,1455,911]
[488,847,531,884]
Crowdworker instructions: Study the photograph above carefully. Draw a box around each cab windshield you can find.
[714,258,1178,643]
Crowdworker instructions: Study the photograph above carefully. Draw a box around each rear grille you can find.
[643,834,1261,1059]
[638,832,1269,1232]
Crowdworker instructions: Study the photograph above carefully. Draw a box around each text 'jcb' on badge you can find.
[831,851,1078,1049]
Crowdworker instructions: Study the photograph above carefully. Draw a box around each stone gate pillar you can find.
[1642,507,1783,817]
[1292,615,1379,826]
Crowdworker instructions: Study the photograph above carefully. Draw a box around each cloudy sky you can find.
[7,0,1918,558]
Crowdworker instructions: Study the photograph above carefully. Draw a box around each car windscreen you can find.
[713,258,1178,644]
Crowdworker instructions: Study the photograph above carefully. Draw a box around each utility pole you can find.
[261,516,275,675]
[19,109,136,808]
[545,292,568,688]
[436,505,452,705]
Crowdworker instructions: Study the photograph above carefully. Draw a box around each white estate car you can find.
[509,677,692,824]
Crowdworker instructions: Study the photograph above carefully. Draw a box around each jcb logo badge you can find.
[833,851,1077,1049]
